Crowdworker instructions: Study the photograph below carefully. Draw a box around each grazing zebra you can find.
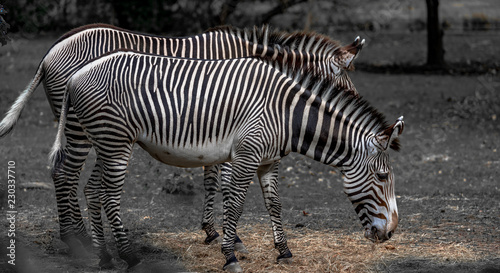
[0,23,365,252]
[50,50,403,272]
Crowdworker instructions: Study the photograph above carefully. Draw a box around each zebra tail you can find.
[0,63,44,138]
[48,86,70,170]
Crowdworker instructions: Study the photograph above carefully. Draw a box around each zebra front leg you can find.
[203,164,249,253]
[99,149,140,269]
[221,157,259,273]
[257,161,292,264]
[202,164,222,245]
[220,162,248,254]
[84,158,114,268]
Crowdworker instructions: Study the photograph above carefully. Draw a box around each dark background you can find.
[0,0,499,272]
[2,0,500,34]
[2,0,500,71]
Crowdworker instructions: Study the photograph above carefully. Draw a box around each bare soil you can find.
[0,30,499,273]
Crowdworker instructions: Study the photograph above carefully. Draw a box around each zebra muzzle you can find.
[365,225,393,243]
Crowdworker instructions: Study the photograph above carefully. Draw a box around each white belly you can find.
[137,136,234,168]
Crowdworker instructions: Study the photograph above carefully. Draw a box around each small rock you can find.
[385,244,396,250]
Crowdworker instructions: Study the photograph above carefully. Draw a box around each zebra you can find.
[0,23,365,253]
[49,50,404,272]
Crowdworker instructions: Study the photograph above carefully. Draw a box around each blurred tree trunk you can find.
[303,0,313,31]
[0,4,10,46]
[425,0,445,67]
[215,0,239,25]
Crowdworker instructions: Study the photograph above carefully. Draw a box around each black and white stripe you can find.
[0,23,364,253]
[50,51,403,271]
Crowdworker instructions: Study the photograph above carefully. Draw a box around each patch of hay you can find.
[144,224,488,272]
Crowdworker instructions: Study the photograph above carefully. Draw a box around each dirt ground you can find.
[0,30,499,273]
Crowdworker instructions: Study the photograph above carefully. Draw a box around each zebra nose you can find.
[370,226,392,242]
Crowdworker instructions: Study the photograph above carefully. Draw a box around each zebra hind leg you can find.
[257,161,293,264]
[51,152,87,257]
[98,148,140,269]
[84,158,115,269]
[56,115,95,254]
[70,182,92,249]
[51,135,92,256]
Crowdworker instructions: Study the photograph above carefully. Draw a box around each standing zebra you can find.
[50,50,403,272]
[0,23,365,253]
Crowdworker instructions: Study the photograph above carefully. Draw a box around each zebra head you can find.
[342,116,404,243]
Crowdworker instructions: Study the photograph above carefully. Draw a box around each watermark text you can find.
[6,161,16,266]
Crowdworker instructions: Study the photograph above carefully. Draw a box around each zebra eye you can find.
[376,172,389,181]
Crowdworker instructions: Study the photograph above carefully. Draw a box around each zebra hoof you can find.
[64,237,89,257]
[223,262,243,273]
[277,256,293,264]
[76,235,93,249]
[98,253,114,269]
[205,231,222,245]
[234,242,249,254]
[127,261,143,270]
[277,250,293,264]
[99,259,114,269]
[233,235,248,253]
[125,256,142,269]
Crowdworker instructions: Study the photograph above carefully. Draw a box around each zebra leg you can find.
[257,161,292,264]
[84,158,114,268]
[51,115,92,253]
[65,116,93,249]
[221,156,259,273]
[202,164,221,245]
[98,147,140,268]
[202,163,249,253]
[71,182,92,249]
[220,163,248,254]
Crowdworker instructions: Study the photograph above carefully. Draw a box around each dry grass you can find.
[143,223,486,273]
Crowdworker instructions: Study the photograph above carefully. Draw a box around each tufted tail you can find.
[0,62,44,137]
[48,86,70,170]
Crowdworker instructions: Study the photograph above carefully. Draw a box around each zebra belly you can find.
[137,137,234,168]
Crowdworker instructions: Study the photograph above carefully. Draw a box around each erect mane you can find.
[206,25,357,95]
[286,70,400,151]
[206,25,342,57]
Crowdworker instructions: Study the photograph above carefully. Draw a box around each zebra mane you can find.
[206,25,356,94]
[206,25,342,56]
[204,27,396,147]
[206,27,355,108]
[287,71,400,151]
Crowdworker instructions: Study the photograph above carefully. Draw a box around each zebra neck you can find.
[289,93,357,167]
[249,43,328,79]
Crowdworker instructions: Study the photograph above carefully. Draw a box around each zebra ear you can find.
[337,36,365,71]
[376,116,404,151]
